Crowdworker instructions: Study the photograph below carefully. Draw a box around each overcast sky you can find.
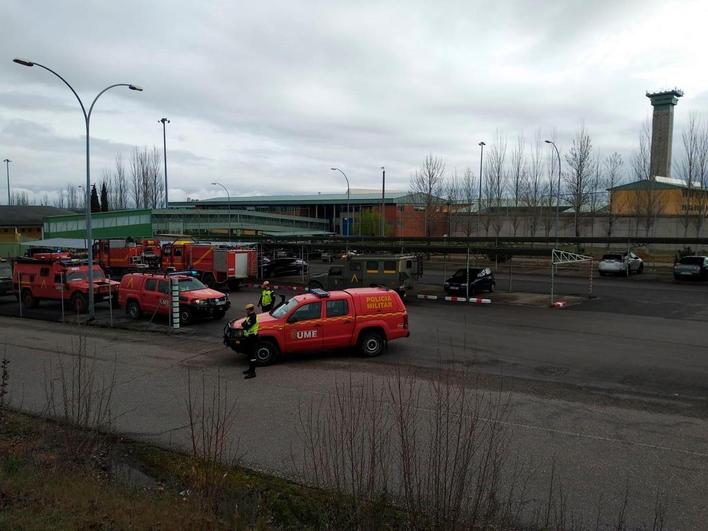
[1,0,707,204]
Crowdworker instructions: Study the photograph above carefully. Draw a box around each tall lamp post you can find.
[330,167,350,249]
[380,166,386,237]
[544,140,562,244]
[211,182,232,240]
[14,58,142,319]
[3,159,10,205]
[159,118,170,208]
[477,141,486,236]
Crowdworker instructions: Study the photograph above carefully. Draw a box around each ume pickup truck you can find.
[223,287,409,365]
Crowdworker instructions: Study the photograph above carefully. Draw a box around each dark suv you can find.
[444,267,495,296]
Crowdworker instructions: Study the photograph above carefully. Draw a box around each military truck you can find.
[307,253,422,297]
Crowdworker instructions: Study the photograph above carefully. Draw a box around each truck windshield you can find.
[178,278,207,292]
[271,297,299,318]
[66,269,106,282]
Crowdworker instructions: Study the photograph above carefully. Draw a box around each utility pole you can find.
[3,159,11,205]
[380,166,386,237]
[477,141,486,236]
[159,118,170,208]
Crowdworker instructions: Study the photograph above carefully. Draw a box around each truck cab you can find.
[119,272,230,325]
[308,254,422,296]
[223,287,409,365]
[12,257,119,313]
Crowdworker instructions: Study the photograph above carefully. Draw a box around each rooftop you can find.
[171,190,419,207]
[0,206,74,226]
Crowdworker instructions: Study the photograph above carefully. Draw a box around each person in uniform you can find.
[241,303,259,379]
[258,281,275,313]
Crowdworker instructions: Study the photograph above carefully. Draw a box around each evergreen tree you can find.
[90,184,101,213]
[100,182,109,212]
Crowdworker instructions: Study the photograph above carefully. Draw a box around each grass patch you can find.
[0,410,402,530]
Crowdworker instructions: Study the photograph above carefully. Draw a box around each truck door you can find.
[283,301,324,353]
[142,278,161,314]
[323,298,355,349]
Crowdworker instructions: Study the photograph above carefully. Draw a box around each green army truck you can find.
[307,253,423,297]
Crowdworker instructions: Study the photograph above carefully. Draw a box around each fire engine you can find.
[223,287,409,365]
[161,242,257,290]
[12,256,119,313]
[93,238,161,276]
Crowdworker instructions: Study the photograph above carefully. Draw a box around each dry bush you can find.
[43,328,117,459]
[296,366,516,530]
[185,370,239,510]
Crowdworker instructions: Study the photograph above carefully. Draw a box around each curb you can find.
[417,294,492,304]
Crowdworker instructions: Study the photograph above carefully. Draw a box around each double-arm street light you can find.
[544,140,562,244]
[211,182,232,240]
[3,159,10,205]
[14,58,142,319]
[159,118,170,207]
[330,167,350,249]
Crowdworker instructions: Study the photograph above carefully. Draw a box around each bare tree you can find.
[12,191,30,206]
[461,167,476,238]
[409,154,445,237]
[112,153,129,210]
[564,125,594,239]
[676,114,708,236]
[509,135,527,237]
[65,183,79,210]
[603,152,624,239]
[524,132,545,237]
[130,146,165,209]
[631,118,651,181]
[485,132,507,237]
[444,171,462,237]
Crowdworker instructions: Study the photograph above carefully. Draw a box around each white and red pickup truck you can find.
[223,287,409,365]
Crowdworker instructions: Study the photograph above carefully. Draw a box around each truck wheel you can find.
[72,293,88,314]
[307,280,324,290]
[359,330,385,357]
[126,300,142,320]
[179,307,194,325]
[254,340,279,366]
[21,289,39,309]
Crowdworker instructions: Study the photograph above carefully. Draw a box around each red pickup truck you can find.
[119,272,230,324]
[223,287,409,365]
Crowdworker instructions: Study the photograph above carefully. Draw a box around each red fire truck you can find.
[93,238,162,276]
[161,242,257,289]
[12,256,119,313]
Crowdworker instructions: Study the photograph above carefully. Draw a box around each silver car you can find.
[598,252,644,276]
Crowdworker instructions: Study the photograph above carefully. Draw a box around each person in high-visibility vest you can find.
[242,303,259,379]
[258,281,275,313]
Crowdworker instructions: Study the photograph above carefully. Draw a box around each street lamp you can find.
[3,159,10,205]
[380,166,386,237]
[14,58,142,319]
[477,141,486,236]
[159,118,170,207]
[211,182,232,240]
[330,168,350,247]
[545,140,562,244]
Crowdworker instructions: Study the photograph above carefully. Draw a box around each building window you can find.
[366,261,379,273]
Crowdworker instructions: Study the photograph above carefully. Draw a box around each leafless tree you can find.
[409,154,446,237]
[509,135,527,237]
[485,133,507,237]
[603,152,624,239]
[12,191,30,206]
[524,132,545,237]
[444,171,462,237]
[108,153,130,210]
[676,113,708,236]
[631,118,652,181]
[564,124,594,239]
[461,167,476,238]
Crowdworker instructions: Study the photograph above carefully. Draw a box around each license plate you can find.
[449,286,459,290]
[215,300,225,305]
[680,272,692,275]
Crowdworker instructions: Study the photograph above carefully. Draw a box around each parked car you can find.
[0,259,12,296]
[118,272,230,325]
[443,267,495,296]
[673,256,708,281]
[262,257,308,278]
[223,287,409,365]
[598,252,644,276]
